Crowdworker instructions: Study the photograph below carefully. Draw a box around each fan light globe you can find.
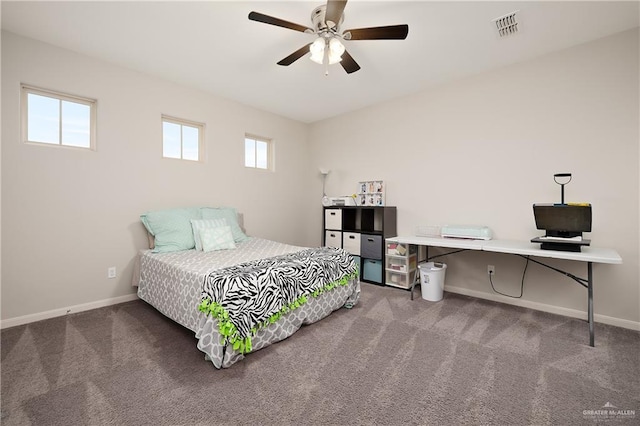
[309,37,325,64]
[328,38,345,64]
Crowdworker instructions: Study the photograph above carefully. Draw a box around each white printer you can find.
[322,196,356,207]
[440,225,493,240]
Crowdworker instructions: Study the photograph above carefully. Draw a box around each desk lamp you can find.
[554,173,571,205]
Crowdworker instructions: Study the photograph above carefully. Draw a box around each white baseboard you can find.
[4,287,638,332]
[444,285,640,331]
[1,293,139,329]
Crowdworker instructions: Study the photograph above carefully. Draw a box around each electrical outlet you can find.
[487,265,495,275]
[108,267,116,279]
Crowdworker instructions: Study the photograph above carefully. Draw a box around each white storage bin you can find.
[325,231,342,248]
[342,232,360,255]
[418,262,447,301]
[324,208,342,230]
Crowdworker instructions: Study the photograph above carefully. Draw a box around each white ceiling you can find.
[2,1,638,123]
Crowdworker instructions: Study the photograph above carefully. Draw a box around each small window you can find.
[162,115,204,161]
[21,84,96,149]
[244,134,272,170]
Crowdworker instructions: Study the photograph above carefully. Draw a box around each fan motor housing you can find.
[311,5,344,33]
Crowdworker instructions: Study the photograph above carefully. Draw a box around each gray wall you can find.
[2,28,638,330]
[309,28,639,327]
[1,31,315,323]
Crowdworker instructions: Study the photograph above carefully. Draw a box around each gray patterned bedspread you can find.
[135,238,360,368]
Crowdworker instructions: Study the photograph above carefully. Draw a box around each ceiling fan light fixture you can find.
[249,0,410,74]
[328,37,345,64]
[309,37,326,64]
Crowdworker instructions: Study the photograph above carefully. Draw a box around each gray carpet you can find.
[2,283,639,425]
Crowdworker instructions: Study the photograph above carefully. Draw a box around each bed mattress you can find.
[136,237,360,368]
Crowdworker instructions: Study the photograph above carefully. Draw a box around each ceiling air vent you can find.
[493,11,519,38]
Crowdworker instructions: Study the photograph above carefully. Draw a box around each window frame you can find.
[20,84,97,150]
[244,134,274,171]
[161,115,205,162]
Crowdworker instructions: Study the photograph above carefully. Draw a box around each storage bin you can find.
[360,234,382,259]
[363,259,383,284]
[325,231,342,249]
[342,232,361,255]
[385,270,416,289]
[386,242,416,256]
[324,208,342,230]
[418,262,447,301]
[352,255,361,278]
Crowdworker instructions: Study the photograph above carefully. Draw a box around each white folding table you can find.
[385,236,622,347]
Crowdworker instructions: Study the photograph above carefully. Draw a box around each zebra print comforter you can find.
[200,247,358,355]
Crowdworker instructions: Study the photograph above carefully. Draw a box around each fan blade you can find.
[340,50,361,74]
[344,24,409,40]
[248,11,313,33]
[325,0,347,28]
[277,44,312,66]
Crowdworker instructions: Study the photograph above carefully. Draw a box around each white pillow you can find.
[200,207,249,243]
[201,226,236,252]
[190,218,227,251]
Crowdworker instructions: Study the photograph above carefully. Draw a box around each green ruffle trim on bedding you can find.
[198,269,358,354]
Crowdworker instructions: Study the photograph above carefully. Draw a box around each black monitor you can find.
[533,203,592,238]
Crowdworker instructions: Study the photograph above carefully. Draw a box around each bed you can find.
[133,207,360,369]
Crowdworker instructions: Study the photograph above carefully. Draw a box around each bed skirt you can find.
[196,278,360,368]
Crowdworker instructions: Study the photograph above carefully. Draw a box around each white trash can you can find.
[418,262,447,301]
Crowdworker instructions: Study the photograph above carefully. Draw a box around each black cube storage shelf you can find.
[322,206,397,286]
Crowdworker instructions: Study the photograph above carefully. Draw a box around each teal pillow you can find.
[201,225,236,252]
[200,207,249,243]
[140,207,201,253]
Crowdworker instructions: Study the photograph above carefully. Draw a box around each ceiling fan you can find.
[248,0,409,74]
